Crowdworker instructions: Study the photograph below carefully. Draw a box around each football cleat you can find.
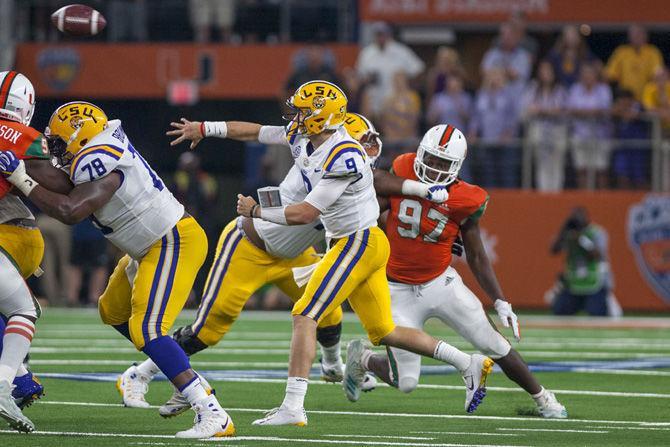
[320,357,344,383]
[175,394,235,439]
[361,373,378,393]
[343,339,369,402]
[251,406,307,426]
[116,364,150,408]
[12,371,44,409]
[462,354,494,413]
[0,379,34,433]
[536,390,568,419]
[159,374,215,418]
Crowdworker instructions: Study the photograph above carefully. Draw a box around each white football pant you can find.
[388,266,510,393]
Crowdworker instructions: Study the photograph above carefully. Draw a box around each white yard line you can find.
[497,428,608,434]
[585,426,670,431]
[571,368,670,376]
[31,359,291,367]
[37,400,670,427]
[324,434,435,440]
[0,430,530,447]
[411,432,520,437]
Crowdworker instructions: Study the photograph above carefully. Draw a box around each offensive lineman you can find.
[0,71,73,432]
[344,124,567,418]
[0,101,235,438]
[235,80,494,426]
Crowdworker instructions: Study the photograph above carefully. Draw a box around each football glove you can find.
[0,150,38,196]
[0,150,22,178]
[494,299,520,341]
[425,184,449,203]
[452,235,464,257]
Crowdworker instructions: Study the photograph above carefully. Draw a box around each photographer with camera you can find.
[550,207,612,316]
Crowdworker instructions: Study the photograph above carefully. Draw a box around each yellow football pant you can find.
[0,224,44,279]
[293,226,396,345]
[98,217,207,350]
[191,219,342,346]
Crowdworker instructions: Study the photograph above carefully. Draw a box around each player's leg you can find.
[436,269,567,418]
[253,228,380,426]
[126,217,234,438]
[0,255,37,432]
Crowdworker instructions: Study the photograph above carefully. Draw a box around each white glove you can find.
[401,180,449,203]
[494,299,520,341]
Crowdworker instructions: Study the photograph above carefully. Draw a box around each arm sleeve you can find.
[304,177,351,212]
[258,125,290,147]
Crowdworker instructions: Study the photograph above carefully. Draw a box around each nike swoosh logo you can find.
[465,376,475,390]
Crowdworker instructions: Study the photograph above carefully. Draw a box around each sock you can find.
[433,340,471,373]
[320,342,341,365]
[532,387,546,401]
[142,336,191,381]
[361,349,373,371]
[179,376,209,405]
[0,316,35,383]
[16,364,29,377]
[281,377,308,410]
[135,359,161,379]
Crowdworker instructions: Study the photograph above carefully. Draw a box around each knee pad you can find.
[478,337,512,359]
[398,377,418,394]
[172,325,208,356]
[316,323,341,348]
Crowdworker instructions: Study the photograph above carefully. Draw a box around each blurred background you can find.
[2,0,669,316]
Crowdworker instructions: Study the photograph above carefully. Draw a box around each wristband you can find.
[260,206,288,225]
[250,204,259,218]
[202,121,227,138]
[8,170,38,196]
[401,179,429,198]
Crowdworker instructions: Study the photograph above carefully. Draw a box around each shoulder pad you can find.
[322,140,366,178]
[70,144,124,184]
[391,153,416,179]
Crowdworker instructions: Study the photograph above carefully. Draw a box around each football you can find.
[50,4,106,36]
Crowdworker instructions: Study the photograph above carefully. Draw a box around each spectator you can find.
[605,24,663,101]
[356,22,425,119]
[469,68,521,188]
[546,24,597,88]
[611,89,650,189]
[425,46,467,103]
[379,71,421,164]
[481,22,532,97]
[107,0,148,42]
[36,214,71,305]
[283,45,341,99]
[566,62,613,189]
[521,60,568,191]
[66,220,109,306]
[172,152,218,233]
[641,66,670,132]
[427,74,472,131]
[493,11,540,60]
[550,207,612,316]
[189,0,237,43]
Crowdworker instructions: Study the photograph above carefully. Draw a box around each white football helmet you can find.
[414,124,467,185]
[0,71,36,126]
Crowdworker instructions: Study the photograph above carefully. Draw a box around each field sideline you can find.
[2,308,669,447]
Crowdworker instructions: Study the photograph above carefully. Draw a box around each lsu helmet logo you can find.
[627,195,670,303]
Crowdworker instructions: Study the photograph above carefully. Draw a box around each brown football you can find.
[51,4,106,36]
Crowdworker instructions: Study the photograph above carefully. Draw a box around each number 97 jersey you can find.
[386,153,488,285]
[68,120,184,259]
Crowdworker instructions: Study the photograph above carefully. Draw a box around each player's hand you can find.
[452,235,464,257]
[236,194,258,218]
[0,150,24,180]
[425,184,449,203]
[494,299,521,341]
[166,118,203,150]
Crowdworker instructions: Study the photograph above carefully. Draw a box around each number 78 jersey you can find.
[386,153,488,284]
[68,120,184,259]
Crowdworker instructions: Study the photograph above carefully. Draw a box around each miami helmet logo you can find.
[312,96,326,109]
[627,195,670,303]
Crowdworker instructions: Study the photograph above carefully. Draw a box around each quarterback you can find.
[0,71,72,432]
[346,124,567,418]
[233,80,493,426]
[0,101,234,439]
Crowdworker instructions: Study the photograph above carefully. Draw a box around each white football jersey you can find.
[287,125,379,239]
[69,120,184,259]
[252,164,325,259]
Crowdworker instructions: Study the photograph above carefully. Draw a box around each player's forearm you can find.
[253,201,320,226]
[25,186,89,224]
[467,253,506,303]
[373,170,434,199]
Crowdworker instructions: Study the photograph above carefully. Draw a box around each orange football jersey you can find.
[386,153,489,284]
[0,119,49,199]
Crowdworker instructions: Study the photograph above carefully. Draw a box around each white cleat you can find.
[462,354,494,413]
[536,390,568,419]
[343,339,369,402]
[116,364,150,408]
[252,406,307,426]
[159,374,214,418]
[175,394,235,439]
[0,380,34,433]
[361,373,378,393]
[320,358,344,383]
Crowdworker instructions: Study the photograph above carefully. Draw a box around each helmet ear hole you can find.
[80,139,88,147]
